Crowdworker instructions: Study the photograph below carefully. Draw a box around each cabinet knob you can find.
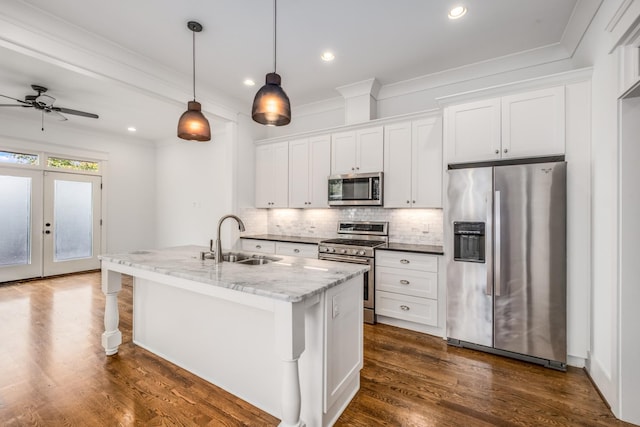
[406,200,410,204]
[412,200,416,204]
[504,148,508,153]
[495,149,499,154]
[351,167,355,171]
[400,305,410,311]
[356,167,360,170]
[256,245,262,249]
[400,259,410,264]
[294,248,300,253]
[400,279,410,285]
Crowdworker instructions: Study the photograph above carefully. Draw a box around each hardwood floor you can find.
[0,272,631,427]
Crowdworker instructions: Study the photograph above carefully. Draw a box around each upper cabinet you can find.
[445,86,565,164]
[384,117,442,208]
[288,135,331,208]
[255,141,289,208]
[331,126,383,174]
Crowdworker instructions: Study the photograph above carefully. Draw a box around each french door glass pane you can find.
[54,180,93,261]
[0,176,32,266]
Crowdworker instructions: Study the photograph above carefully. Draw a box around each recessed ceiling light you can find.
[244,79,256,86]
[321,51,335,62]
[448,6,467,19]
[127,126,137,132]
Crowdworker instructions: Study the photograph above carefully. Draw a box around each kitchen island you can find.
[100,246,368,427]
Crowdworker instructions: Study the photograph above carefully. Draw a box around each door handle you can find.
[486,192,493,296]
[495,190,501,297]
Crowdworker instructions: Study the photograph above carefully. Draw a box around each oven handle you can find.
[318,254,372,265]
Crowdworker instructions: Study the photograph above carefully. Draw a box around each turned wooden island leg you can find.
[101,268,122,356]
[275,300,306,427]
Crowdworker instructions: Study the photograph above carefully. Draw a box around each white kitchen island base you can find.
[100,247,366,427]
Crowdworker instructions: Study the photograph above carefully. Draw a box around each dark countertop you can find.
[241,235,444,255]
[240,234,325,245]
[377,243,444,255]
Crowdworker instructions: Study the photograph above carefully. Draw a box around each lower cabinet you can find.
[375,250,442,334]
[240,239,317,259]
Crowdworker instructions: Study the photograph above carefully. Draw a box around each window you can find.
[0,151,39,165]
[47,157,99,172]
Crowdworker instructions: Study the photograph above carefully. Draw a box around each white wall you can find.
[0,115,156,253]
[155,125,234,249]
[571,0,622,411]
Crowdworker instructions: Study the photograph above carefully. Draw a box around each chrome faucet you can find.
[215,214,246,263]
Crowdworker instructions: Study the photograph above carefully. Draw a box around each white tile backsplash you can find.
[239,207,443,246]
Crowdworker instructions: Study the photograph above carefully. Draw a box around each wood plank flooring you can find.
[0,272,632,426]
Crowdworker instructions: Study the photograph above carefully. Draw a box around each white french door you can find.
[0,167,101,282]
[0,168,43,282]
[43,171,101,276]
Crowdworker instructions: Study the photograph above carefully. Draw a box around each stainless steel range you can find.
[318,221,388,324]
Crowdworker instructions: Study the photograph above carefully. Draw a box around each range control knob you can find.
[328,247,335,253]
[358,250,366,256]
[339,248,347,254]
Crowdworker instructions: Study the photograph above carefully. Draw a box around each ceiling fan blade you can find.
[51,106,99,119]
[0,94,30,105]
[45,110,68,121]
[0,104,31,107]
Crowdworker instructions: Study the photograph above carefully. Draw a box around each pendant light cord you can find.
[273,0,277,73]
[192,29,196,101]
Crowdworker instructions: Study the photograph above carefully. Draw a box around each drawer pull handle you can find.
[400,305,410,311]
[294,248,300,253]
[256,245,262,249]
[400,259,410,264]
[400,279,410,285]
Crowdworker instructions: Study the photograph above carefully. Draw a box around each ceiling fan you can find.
[0,84,99,130]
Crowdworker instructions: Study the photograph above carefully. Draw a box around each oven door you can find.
[318,253,375,322]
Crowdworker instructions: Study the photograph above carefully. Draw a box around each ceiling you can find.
[0,0,599,142]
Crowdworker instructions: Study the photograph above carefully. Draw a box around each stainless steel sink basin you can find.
[221,252,281,265]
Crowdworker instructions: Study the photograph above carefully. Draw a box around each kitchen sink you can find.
[222,252,282,265]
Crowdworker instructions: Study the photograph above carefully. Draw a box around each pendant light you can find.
[177,21,211,141]
[251,0,291,126]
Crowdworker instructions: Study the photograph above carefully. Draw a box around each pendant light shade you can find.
[252,72,291,126]
[178,21,211,141]
[252,0,291,126]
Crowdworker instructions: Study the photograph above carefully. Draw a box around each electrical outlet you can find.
[332,295,340,318]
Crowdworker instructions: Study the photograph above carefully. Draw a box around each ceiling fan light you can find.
[251,72,291,126]
[177,100,211,141]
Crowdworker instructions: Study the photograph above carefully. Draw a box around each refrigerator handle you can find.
[494,190,501,297]
[486,192,493,296]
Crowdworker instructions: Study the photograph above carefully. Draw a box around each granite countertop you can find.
[241,234,326,245]
[99,245,367,303]
[377,242,444,255]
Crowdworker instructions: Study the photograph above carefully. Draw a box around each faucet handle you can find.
[209,239,214,252]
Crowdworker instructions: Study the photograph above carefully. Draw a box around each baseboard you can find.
[567,355,586,368]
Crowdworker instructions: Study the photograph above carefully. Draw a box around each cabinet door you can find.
[288,138,310,208]
[383,122,413,208]
[356,126,384,173]
[308,134,331,207]
[331,131,357,174]
[501,86,565,159]
[256,142,288,208]
[255,145,272,208]
[412,117,442,208]
[271,142,289,207]
[445,98,501,163]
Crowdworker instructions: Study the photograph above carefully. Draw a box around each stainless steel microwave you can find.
[328,172,383,206]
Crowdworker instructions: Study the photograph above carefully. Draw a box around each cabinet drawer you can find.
[240,239,275,254]
[275,241,318,258]
[376,251,438,272]
[375,291,437,326]
[376,267,437,299]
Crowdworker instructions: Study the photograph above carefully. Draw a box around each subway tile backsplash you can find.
[239,207,443,246]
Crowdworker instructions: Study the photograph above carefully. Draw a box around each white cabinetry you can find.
[375,250,441,332]
[275,241,318,258]
[383,117,442,208]
[241,239,318,259]
[289,135,331,208]
[445,86,565,164]
[255,142,289,208]
[331,126,383,174]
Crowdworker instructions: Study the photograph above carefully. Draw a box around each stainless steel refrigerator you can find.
[445,160,566,370]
